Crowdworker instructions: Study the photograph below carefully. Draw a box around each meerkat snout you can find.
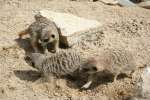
[42,38,49,43]
[80,56,104,75]
[38,38,49,45]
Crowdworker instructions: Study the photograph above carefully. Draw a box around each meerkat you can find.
[19,14,60,53]
[24,49,86,82]
[80,48,136,89]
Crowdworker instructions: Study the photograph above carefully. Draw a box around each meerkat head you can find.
[80,56,109,74]
[24,53,45,70]
[38,26,58,47]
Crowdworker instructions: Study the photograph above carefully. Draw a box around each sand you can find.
[0,0,150,100]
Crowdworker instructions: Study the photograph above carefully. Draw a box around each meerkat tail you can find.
[18,29,29,38]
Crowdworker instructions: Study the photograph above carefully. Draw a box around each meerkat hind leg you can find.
[113,73,119,82]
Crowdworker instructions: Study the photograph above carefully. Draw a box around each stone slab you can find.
[38,10,102,47]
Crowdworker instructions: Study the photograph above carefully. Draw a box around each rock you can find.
[140,66,150,98]
[138,1,150,9]
[100,0,136,6]
[100,0,119,5]
[100,0,150,9]
[39,10,102,47]
[117,0,136,6]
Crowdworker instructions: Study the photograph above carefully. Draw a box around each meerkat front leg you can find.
[126,70,134,79]
[81,74,95,89]
[44,49,49,54]
[31,35,40,53]
[42,45,49,54]
[43,73,56,83]
[31,41,39,53]
[44,73,57,91]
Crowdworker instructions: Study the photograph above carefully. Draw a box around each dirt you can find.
[0,0,150,100]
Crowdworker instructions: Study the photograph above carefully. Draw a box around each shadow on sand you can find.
[14,70,41,82]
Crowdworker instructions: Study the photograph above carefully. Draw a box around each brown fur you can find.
[18,14,60,53]
[18,29,30,39]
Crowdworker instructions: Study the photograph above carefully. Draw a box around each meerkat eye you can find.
[51,34,55,38]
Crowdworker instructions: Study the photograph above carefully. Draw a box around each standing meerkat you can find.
[19,14,60,53]
[24,49,86,81]
[80,48,136,89]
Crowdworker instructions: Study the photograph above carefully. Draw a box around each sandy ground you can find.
[0,0,150,100]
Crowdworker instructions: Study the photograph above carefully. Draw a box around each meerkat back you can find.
[108,48,136,75]
[25,49,85,77]
[42,49,84,76]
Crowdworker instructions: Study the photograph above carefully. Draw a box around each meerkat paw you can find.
[44,49,49,54]
[34,48,40,53]
[81,81,92,89]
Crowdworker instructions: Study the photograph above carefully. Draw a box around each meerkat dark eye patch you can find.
[51,34,55,38]
[43,38,49,42]
[92,67,97,71]
[31,62,35,67]
[82,68,90,72]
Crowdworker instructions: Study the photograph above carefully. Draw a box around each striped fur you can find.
[25,49,85,77]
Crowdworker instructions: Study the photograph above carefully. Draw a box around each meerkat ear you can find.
[57,27,61,35]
